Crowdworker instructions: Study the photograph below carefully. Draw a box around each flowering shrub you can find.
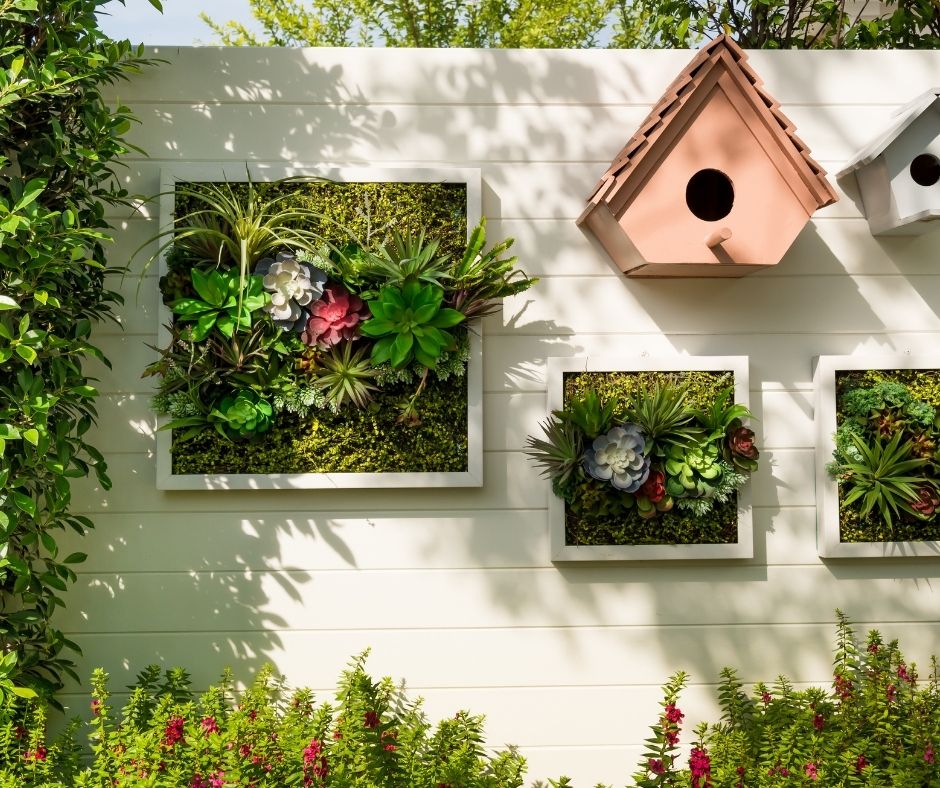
[828,371,940,542]
[525,371,758,546]
[627,612,940,787]
[0,654,526,787]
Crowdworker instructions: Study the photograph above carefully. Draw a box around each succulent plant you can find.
[912,485,940,518]
[300,283,370,349]
[725,420,760,472]
[582,423,650,493]
[664,441,723,499]
[361,280,465,369]
[635,468,674,519]
[209,389,274,440]
[255,252,327,330]
[626,378,702,455]
[563,389,619,440]
[171,267,268,342]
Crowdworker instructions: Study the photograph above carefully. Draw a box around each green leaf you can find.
[429,308,465,328]
[14,344,36,363]
[22,428,38,446]
[11,687,37,699]
[12,492,36,517]
[0,295,18,310]
[13,179,46,212]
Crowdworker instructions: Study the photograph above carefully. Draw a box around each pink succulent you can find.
[300,284,368,348]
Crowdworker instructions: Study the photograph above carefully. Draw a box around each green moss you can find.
[834,369,940,542]
[175,180,467,259]
[562,369,739,547]
[172,374,468,474]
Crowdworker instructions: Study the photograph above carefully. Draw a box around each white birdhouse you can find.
[838,89,940,236]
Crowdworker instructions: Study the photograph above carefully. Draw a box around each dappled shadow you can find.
[53,44,940,786]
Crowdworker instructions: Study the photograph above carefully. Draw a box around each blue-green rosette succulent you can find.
[583,423,650,492]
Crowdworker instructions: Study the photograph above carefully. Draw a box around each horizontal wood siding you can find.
[55,46,940,785]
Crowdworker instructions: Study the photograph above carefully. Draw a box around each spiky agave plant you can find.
[837,431,932,527]
[524,413,583,496]
[314,342,379,412]
[356,228,453,292]
[626,378,703,456]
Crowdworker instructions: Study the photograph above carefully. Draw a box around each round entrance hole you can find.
[685,168,734,221]
[910,153,940,187]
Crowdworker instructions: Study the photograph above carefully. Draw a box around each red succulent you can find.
[727,426,758,460]
[912,486,940,518]
[300,284,368,348]
[638,469,666,503]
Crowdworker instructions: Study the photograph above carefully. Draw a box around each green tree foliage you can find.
[203,0,938,49]
[0,0,158,699]
[202,0,640,48]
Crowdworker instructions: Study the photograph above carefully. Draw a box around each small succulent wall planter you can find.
[815,354,940,558]
[532,356,755,562]
[148,163,514,490]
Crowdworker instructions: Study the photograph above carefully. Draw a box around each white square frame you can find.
[547,355,754,562]
[814,354,940,558]
[154,163,483,490]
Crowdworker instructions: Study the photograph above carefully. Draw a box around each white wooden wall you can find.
[56,47,940,784]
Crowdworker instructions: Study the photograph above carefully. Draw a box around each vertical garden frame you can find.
[153,163,483,490]
[814,353,940,558]
[546,355,754,562]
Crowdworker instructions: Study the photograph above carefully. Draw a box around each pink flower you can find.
[190,777,208,788]
[761,691,772,704]
[886,683,897,702]
[91,699,102,716]
[926,744,935,764]
[813,713,824,731]
[856,754,868,773]
[300,284,368,348]
[164,716,185,747]
[834,673,853,699]
[689,747,711,788]
[201,716,220,735]
[805,762,819,780]
[24,746,47,761]
[384,744,397,751]
[664,729,680,746]
[209,772,225,788]
[648,758,665,775]
[303,738,328,779]
[239,744,251,759]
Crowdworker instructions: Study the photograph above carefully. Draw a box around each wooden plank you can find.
[56,622,939,692]
[56,505,816,573]
[102,47,940,108]
[103,160,866,223]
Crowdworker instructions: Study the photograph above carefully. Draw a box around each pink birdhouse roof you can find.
[582,35,838,217]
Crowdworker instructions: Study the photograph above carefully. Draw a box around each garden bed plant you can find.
[815,355,940,557]
[526,358,758,560]
[144,172,533,487]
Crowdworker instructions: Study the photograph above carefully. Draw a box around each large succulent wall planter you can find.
[815,354,940,558]
[544,356,754,562]
[153,163,484,490]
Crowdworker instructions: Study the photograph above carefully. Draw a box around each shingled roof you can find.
[580,35,838,219]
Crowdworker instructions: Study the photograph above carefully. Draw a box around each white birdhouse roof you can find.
[838,88,940,177]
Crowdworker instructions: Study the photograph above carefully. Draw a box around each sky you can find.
[97,0,261,45]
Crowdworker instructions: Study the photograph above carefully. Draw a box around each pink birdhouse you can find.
[577,36,838,278]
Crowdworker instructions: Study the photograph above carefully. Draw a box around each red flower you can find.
[813,713,824,731]
[926,744,935,764]
[638,469,666,503]
[163,716,185,747]
[201,716,220,735]
[856,754,868,773]
[24,746,47,761]
[239,744,251,759]
[886,683,897,702]
[648,758,665,775]
[834,673,853,699]
[761,691,772,704]
[664,729,680,746]
[805,762,819,781]
[300,284,368,348]
[664,702,683,724]
[384,744,397,751]
[91,698,102,716]
[364,710,380,728]
[689,747,711,788]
